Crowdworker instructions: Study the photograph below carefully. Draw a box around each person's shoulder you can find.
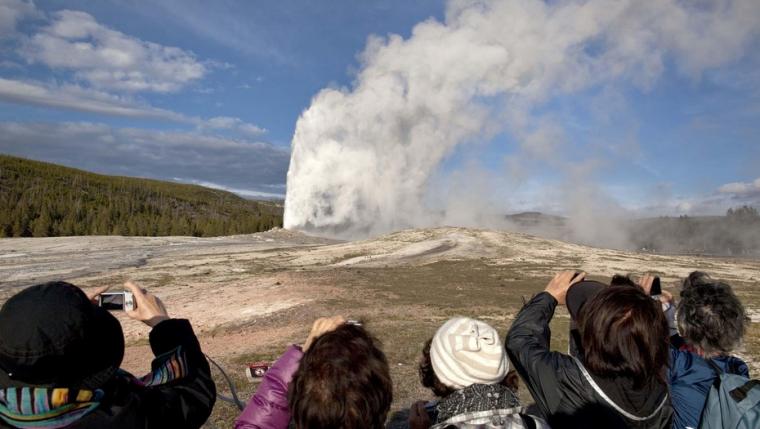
[668,347,746,381]
[669,344,692,367]
[555,353,593,389]
[713,354,750,376]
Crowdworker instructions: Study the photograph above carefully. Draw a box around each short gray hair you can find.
[677,281,748,355]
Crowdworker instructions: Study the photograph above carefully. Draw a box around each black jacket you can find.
[0,319,216,429]
[505,292,673,429]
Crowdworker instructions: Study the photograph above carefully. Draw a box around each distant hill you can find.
[0,155,283,237]
[505,211,566,225]
[628,212,760,257]
[506,209,760,257]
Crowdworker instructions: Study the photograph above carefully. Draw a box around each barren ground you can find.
[1,227,758,428]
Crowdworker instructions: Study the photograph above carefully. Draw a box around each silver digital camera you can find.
[98,291,135,311]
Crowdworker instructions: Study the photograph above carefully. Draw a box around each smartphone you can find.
[650,277,662,297]
[98,292,135,311]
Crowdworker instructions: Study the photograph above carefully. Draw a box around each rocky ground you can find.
[1,227,759,428]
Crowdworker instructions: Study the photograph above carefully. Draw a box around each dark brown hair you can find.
[609,274,637,288]
[419,338,456,397]
[578,285,669,388]
[288,323,392,429]
[418,338,519,397]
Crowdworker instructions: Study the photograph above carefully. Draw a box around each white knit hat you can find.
[430,317,508,390]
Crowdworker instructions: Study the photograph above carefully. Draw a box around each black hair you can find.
[682,271,712,290]
[610,274,637,288]
[419,338,456,397]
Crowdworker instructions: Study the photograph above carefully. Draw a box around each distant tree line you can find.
[629,205,760,256]
[0,155,283,238]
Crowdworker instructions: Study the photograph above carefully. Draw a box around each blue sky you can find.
[0,0,759,215]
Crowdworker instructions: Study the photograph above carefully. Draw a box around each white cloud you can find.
[0,121,289,193]
[0,77,267,137]
[627,179,760,216]
[21,10,206,92]
[0,4,268,138]
[719,178,760,195]
[203,116,266,136]
[0,0,38,38]
[0,77,185,120]
[174,178,284,199]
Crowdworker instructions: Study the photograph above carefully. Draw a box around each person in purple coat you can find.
[235,316,393,429]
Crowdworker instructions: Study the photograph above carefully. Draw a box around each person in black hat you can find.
[0,280,215,429]
[506,271,673,429]
[565,279,607,360]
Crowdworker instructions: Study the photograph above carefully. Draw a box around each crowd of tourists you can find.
[0,268,754,428]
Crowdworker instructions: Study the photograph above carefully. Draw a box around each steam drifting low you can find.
[284,0,760,239]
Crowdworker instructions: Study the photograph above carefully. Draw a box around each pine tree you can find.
[31,209,52,237]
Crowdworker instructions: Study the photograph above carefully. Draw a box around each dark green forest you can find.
[0,155,283,237]
[629,206,760,256]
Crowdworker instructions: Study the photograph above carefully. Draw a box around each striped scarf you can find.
[436,383,521,423]
[0,387,103,429]
[0,346,188,428]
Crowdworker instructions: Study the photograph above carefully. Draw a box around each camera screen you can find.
[100,293,125,310]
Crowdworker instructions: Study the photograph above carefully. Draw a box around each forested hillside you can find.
[0,155,283,237]
[629,206,760,256]
[506,207,760,257]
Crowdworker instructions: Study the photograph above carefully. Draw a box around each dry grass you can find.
[2,228,757,428]
[202,262,619,426]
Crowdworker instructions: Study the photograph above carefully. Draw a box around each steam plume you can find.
[285,0,760,239]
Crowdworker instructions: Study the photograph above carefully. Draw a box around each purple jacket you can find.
[235,345,304,429]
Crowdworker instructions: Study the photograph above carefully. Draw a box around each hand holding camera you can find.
[91,281,169,327]
[638,274,662,297]
[124,281,169,327]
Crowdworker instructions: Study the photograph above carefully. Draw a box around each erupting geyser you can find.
[284,0,760,239]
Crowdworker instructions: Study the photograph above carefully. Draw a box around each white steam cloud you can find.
[285,0,760,239]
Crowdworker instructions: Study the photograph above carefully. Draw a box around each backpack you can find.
[698,360,760,429]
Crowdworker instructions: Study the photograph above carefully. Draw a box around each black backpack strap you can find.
[705,358,723,374]
[705,358,723,388]
[730,379,760,402]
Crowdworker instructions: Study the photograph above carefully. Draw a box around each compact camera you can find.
[98,291,135,311]
[649,276,662,297]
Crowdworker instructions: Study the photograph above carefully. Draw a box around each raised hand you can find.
[124,281,170,327]
[84,284,111,304]
[639,274,657,295]
[303,316,346,351]
[545,271,586,305]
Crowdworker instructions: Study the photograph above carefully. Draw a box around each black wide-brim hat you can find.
[566,280,607,321]
[0,282,124,389]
